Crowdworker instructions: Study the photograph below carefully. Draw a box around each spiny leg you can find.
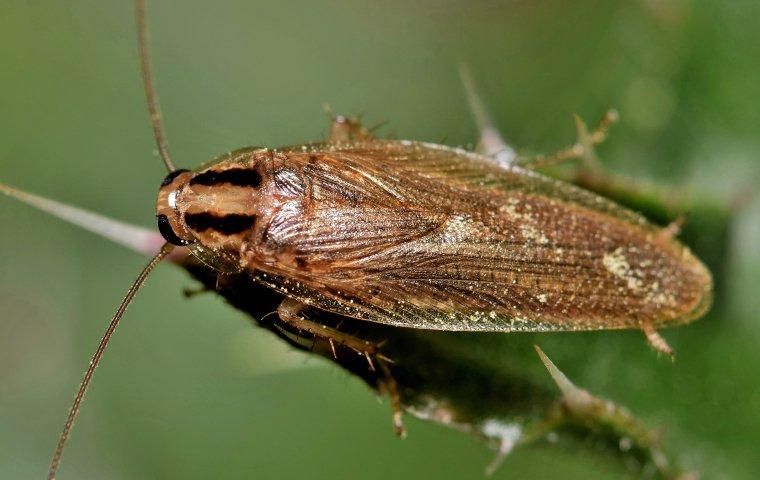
[518,110,619,170]
[275,298,406,436]
[276,298,382,360]
[323,104,373,143]
[377,360,406,438]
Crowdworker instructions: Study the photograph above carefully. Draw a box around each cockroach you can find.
[0,1,712,478]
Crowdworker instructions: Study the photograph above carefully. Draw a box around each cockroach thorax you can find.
[155,151,269,248]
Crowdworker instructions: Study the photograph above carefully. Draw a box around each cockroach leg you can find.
[642,324,675,357]
[275,298,406,436]
[323,104,372,143]
[519,109,619,170]
[331,116,371,143]
[275,298,378,356]
[657,214,686,241]
[378,360,407,438]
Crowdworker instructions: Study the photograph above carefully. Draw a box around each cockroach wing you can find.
[251,141,712,333]
[288,140,651,227]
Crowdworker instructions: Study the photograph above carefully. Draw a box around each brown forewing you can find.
[249,141,712,333]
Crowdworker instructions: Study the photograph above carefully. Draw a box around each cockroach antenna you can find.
[135,0,175,173]
[46,243,173,480]
[46,1,176,478]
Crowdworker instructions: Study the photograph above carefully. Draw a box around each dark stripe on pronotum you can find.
[189,168,262,188]
[185,212,256,235]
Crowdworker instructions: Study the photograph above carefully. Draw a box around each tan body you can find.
[157,140,712,335]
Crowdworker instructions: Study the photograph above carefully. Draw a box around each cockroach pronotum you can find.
[0,1,712,478]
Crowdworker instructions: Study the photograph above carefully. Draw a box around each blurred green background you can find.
[1,1,759,479]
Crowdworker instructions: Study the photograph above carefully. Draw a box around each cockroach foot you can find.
[657,214,687,241]
[642,324,675,357]
[378,359,406,438]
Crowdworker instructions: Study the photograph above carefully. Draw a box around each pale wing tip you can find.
[688,257,714,322]
[663,247,714,329]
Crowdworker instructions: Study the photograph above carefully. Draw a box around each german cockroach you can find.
[0,1,713,478]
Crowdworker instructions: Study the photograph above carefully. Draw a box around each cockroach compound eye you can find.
[156,169,194,246]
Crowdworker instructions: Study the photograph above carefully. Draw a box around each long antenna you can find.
[46,242,175,480]
[135,0,176,173]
